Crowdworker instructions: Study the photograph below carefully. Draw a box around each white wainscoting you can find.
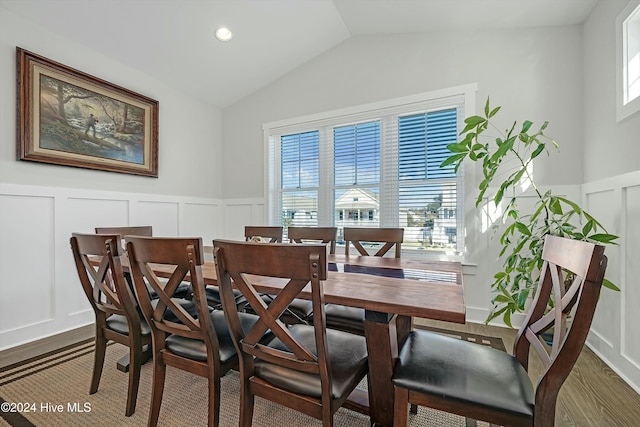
[0,184,267,351]
[583,170,640,394]
[1,180,638,394]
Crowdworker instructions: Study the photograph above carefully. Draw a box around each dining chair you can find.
[242,224,312,324]
[325,227,405,335]
[288,226,338,254]
[343,227,404,258]
[95,225,153,238]
[392,235,608,426]
[244,225,283,243]
[95,226,191,300]
[213,239,369,427]
[70,232,151,417]
[126,236,259,427]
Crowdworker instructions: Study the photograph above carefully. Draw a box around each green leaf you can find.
[503,309,513,328]
[462,122,478,134]
[486,305,508,324]
[517,289,530,308]
[489,106,501,118]
[549,197,563,215]
[514,222,532,236]
[440,153,466,168]
[494,295,509,303]
[494,272,507,280]
[588,233,619,244]
[582,221,594,236]
[465,115,486,126]
[484,98,490,116]
[447,143,469,153]
[495,187,504,205]
[531,144,545,159]
[555,196,582,215]
[521,120,533,133]
[603,278,620,291]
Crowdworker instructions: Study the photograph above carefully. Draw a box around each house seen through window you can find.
[266,87,471,255]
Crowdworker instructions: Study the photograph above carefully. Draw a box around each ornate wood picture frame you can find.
[17,48,159,177]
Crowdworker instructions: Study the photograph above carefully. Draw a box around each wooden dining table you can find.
[201,251,465,426]
[108,250,465,426]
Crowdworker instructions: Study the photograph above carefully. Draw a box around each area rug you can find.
[0,326,502,426]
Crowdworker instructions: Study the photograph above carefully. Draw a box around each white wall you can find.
[2,0,639,395]
[583,0,640,182]
[581,0,640,393]
[222,27,585,199]
[0,6,223,198]
[0,7,225,349]
[221,21,640,393]
[222,26,585,310]
[0,184,223,350]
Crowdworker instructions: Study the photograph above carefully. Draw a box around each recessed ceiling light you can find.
[215,27,233,42]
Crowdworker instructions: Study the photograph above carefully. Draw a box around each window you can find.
[279,131,319,232]
[265,85,476,255]
[617,0,640,121]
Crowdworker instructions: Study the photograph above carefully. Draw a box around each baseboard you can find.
[0,324,94,369]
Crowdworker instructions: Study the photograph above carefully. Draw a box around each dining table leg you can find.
[364,311,411,427]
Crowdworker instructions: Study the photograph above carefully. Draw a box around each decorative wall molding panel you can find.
[0,179,637,394]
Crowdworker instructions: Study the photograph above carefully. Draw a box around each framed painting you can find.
[16,48,159,177]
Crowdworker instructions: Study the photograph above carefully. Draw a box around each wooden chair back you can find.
[215,240,358,423]
[343,227,404,257]
[125,236,213,345]
[70,232,149,416]
[513,235,607,423]
[244,225,283,243]
[393,235,607,426]
[125,235,240,426]
[288,226,338,254]
[95,226,153,237]
[71,232,135,321]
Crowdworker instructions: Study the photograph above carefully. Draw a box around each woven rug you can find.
[0,326,503,426]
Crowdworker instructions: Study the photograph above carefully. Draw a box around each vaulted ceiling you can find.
[1,0,598,108]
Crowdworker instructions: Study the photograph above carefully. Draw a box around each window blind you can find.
[268,89,468,255]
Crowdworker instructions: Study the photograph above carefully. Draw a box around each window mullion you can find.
[318,126,333,226]
[380,114,398,227]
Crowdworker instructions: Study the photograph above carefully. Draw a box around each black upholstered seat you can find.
[203,286,246,310]
[243,225,311,324]
[105,314,152,336]
[325,227,404,335]
[70,233,152,417]
[391,235,608,427]
[126,236,251,427]
[214,239,369,426]
[255,324,367,399]
[323,304,364,335]
[165,311,260,363]
[393,330,534,418]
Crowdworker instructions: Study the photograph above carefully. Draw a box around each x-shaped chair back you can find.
[288,226,338,254]
[513,235,607,420]
[125,236,214,345]
[70,232,149,417]
[244,226,283,243]
[214,240,328,380]
[343,227,404,257]
[71,233,133,317]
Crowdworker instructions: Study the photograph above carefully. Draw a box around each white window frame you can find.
[617,0,640,122]
[263,83,477,256]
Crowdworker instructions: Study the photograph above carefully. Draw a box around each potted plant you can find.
[442,98,619,326]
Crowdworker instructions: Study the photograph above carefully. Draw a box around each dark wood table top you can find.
[110,251,466,324]
[202,253,465,324]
